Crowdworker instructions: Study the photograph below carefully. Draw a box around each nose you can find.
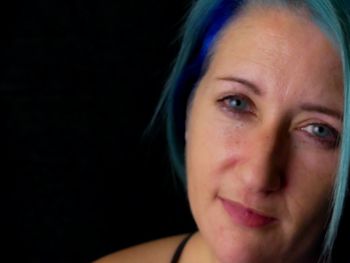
[238,126,288,194]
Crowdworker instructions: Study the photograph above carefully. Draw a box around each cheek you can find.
[186,124,219,201]
[287,149,337,201]
[186,114,247,217]
[282,149,337,240]
[186,113,223,215]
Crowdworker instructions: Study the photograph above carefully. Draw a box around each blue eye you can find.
[221,95,251,112]
[218,95,255,118]
[227,96,248,110]
[301,123,340,148]
[303,124,333,138]
[311,125,332,138]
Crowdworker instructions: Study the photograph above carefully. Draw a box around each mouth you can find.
[219,197,277,228]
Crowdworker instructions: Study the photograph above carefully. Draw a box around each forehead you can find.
[206,6,343,100]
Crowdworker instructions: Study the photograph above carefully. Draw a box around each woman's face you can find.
[185,6,343,263]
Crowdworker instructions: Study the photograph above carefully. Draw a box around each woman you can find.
[96,0,350,262]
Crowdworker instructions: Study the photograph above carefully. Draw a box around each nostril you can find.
[266,176,283,193]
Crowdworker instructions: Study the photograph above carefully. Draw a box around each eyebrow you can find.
[300,103,343,121]
[216,76,263,96]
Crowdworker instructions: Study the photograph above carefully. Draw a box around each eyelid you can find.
[217,94,256,116]
[299,123,340,148]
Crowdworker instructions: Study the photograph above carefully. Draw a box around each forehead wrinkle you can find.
[210,31,290,91]
[211,11,306,92]
[206,5,342,108]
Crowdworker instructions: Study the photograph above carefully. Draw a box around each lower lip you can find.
[219,198,276,228]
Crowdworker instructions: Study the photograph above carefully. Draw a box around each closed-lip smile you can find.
[219,197,277,228]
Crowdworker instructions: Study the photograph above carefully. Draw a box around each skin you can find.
[93,5,343,263]
[185,5,343,263]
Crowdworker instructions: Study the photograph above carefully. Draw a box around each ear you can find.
[185,130,188,142]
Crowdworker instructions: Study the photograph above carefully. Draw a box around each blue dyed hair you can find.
[155,0,350,261]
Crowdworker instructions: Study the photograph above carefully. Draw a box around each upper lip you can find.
[218,196,277,220]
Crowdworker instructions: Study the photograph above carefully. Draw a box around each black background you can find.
[6,1,196,262]
[6,0,350,262]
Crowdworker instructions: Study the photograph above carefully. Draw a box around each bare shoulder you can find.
[93,233,190,263]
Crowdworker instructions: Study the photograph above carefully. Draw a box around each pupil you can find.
[231,98,243,108]
[314,126,327,136]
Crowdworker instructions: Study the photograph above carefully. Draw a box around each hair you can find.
[154,0,350,261]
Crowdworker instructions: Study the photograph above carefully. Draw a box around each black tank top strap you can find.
[170,233,194,263]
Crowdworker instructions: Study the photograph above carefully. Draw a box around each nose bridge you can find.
[243,121,288,193]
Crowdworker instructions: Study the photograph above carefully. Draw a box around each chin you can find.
[211,237,273,263]
[207,232,318,263]
[199,220,280,263]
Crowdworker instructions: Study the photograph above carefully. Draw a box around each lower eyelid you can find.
[218,101,253,117]
[297,127,339,148]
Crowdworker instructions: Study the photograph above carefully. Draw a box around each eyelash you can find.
[299,123,340,148]
[217,94,340,149]
[217,94,255,116]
